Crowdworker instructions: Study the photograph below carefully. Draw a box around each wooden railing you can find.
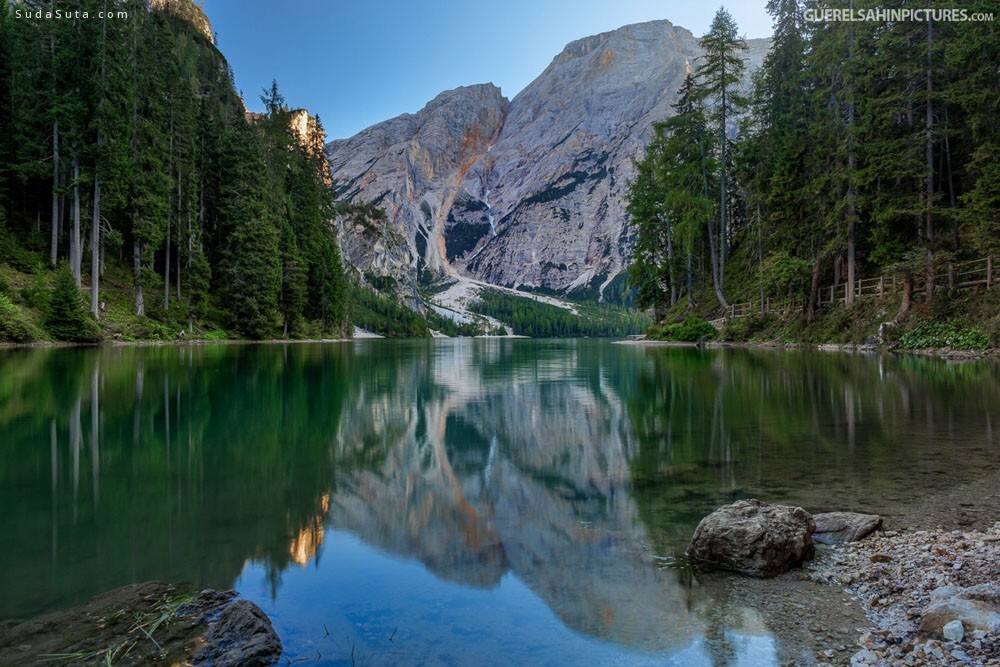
[715,254,995,324]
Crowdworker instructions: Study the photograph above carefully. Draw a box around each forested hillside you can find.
[629,2,1000,347]
[0,0,349,342]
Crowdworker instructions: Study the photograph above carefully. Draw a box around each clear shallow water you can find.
[1,340,998,665]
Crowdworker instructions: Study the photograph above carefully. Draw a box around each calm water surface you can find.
[1,340,998,665]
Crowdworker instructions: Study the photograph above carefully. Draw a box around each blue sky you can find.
[202,0,770,139]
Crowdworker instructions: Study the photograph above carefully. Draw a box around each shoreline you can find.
[3,336,997,360]
[806,524,1000,666]
[801,467,1000,666]
[617,337,999,360]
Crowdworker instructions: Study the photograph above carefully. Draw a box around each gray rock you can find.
[192,599,283,667]
[943,619,965,642]
[326,84,507,290]
[327,21,769,295]
[850,647,878,665]
[813,511,883,545]
[919,584,1000,640]
[686,499,816,577]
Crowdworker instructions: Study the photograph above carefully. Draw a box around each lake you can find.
[1,340,998,665]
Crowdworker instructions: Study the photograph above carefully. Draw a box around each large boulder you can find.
[813,511,883,545]
[686,499,816,577]
[192,600,283,667]
[919,584,1000,640]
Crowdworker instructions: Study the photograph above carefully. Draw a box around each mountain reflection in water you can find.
[1,340,997,665]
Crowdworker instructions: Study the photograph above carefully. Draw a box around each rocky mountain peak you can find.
[327,21,769,297]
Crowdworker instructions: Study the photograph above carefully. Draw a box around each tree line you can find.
[0,0,349,340]
[470,289,650,338]
[628,0,999,323]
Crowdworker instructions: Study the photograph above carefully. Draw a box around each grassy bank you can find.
[646,286,1000,354]
[0,255,228,344]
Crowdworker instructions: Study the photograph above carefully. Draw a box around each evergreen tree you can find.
[279,222,307,335]
[696,7,747,304]
[215,112,280,338]
[628,73,716,315]
[949,0,1000,254]
[45,265,99,341]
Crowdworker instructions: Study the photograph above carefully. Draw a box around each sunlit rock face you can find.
[150,0,214,43]
[326,20,769,295]
[326,85,508,287]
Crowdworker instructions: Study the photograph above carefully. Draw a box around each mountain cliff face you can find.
[327,20,769,296]
[327,85,508,285]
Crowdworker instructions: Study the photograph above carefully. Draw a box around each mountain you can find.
[327,20,769,298]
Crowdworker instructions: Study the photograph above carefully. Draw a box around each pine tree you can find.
[127,2,172,315]
[279,222,307,335]
[45,265,99,341]
[696,8,747,304]
[949,0,1000,254]
[215,112,280,338]
[628,72,716,316]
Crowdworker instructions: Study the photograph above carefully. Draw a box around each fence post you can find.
[988,255,994,288]
[879,275,884,297]
[948,263,954,289]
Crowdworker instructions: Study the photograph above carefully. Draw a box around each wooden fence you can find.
[714,254,995,325]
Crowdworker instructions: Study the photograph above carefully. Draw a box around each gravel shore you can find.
[806,523,1000,666]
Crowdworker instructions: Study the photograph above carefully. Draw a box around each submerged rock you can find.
[813,511,883,545]
[192,600,282,667]
[919,583,1000,640]
[686,499,815,577]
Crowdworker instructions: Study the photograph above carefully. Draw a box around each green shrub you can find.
[0,294,39,342]
[898,321,990,351]
[20,271,51,310]
[721,313,774,341]
[203,328,229,341]
[44,267,101,342]
[0,229,42,273]
[649,315,717,342]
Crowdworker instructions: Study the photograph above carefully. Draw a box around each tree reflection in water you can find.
[1,341,997,665]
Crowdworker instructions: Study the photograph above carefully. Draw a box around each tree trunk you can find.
[50,120,59,267]
[925,16,935,301]
[90,177,101,317]
[943,107,958,250]
[700,129,728,309]
[164,212,171,311]
[756,198,765,312]
[686,251,695,312]
[900,276,912,315]
[664,215,676,306]
[133,238,144,316]
[807,258,820,325]
[176,173,183,300]
[71,154,81,286]
[705,209,728,310]
[845,0,857,308]
[719,74,728,295]
[846,220,856,307]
